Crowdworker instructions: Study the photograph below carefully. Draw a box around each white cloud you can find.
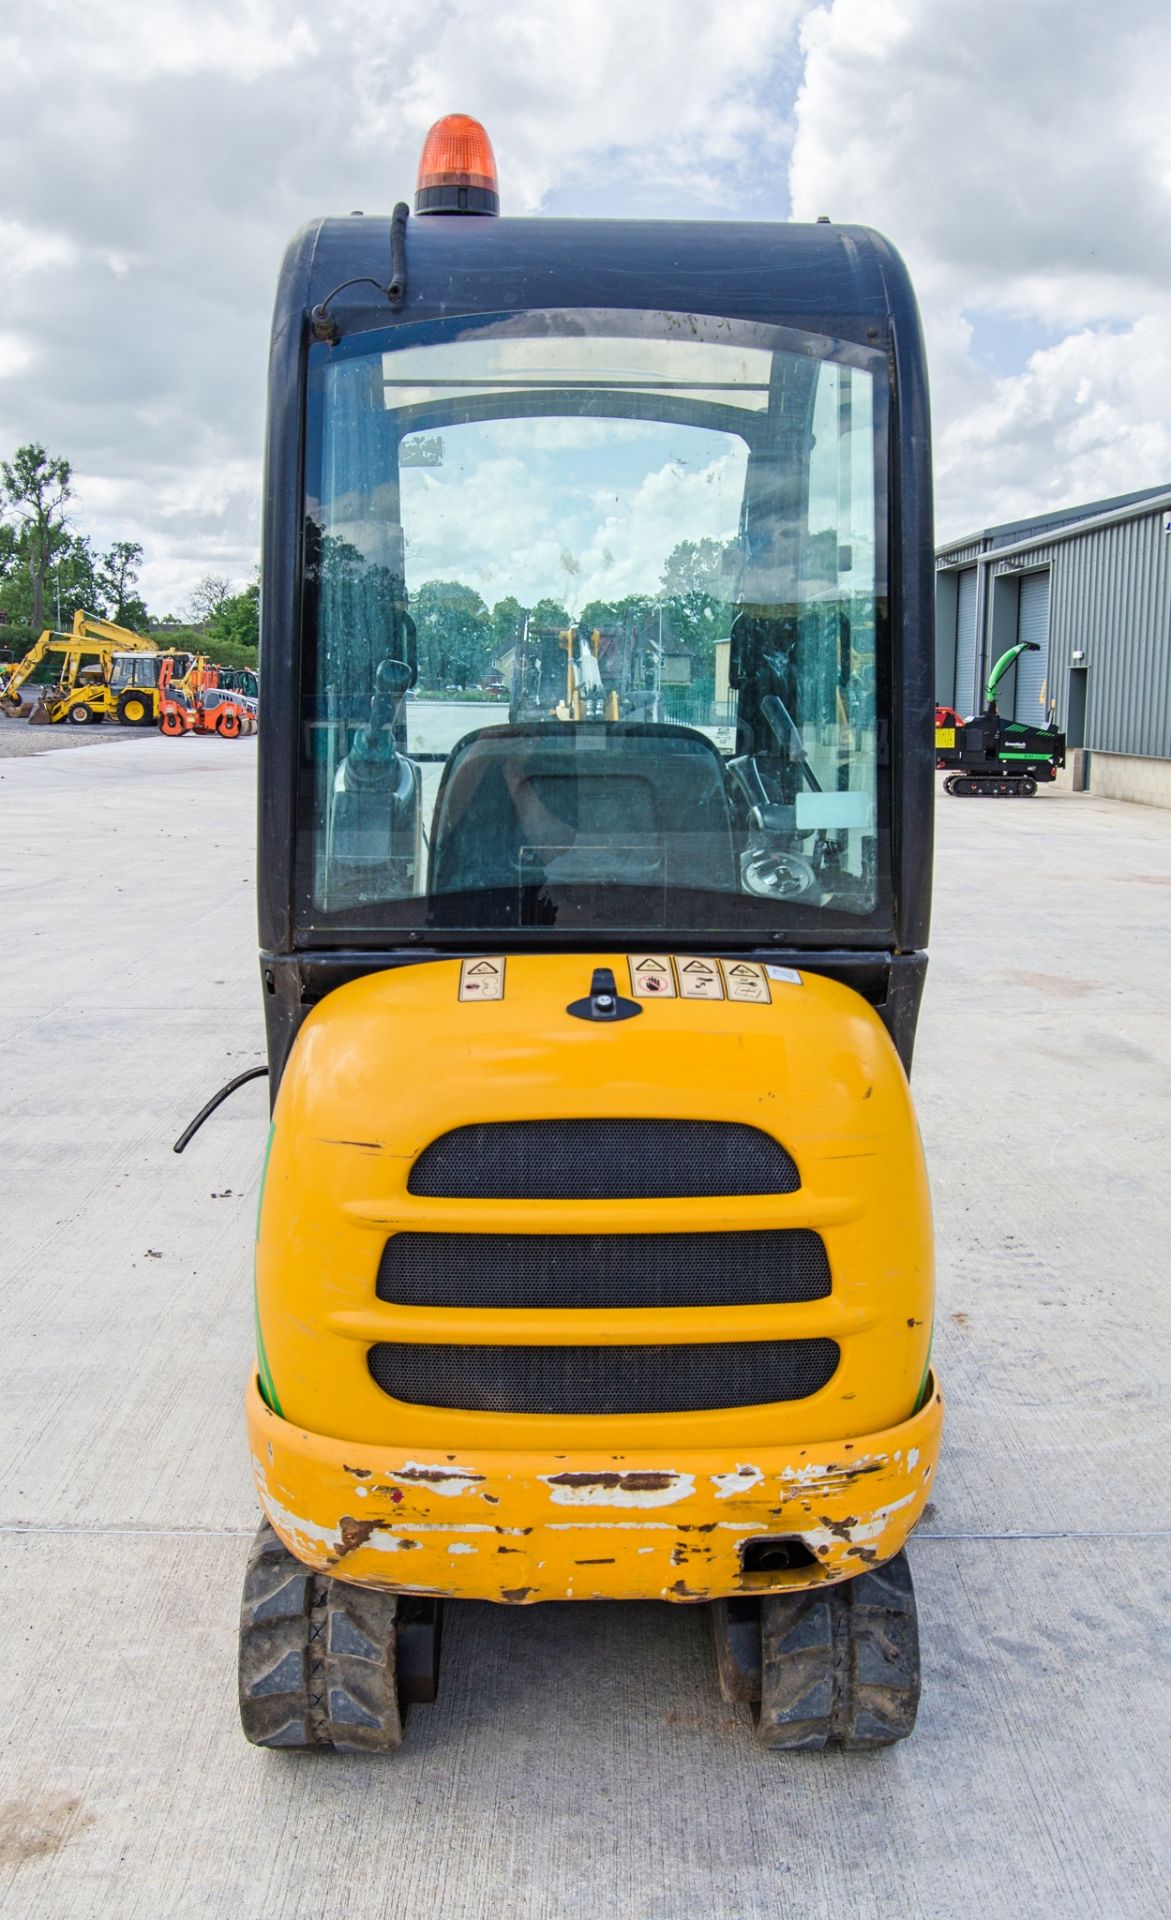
[401,451,566,607]
[937,319,1171,529]
[398,424,746,613]
[3,0,1168,609]
[789,0,1171,537]
[0,336,35,382]
[0,0,810,610]
[361,0,808,211]
[0,219,77,277]
[40,1,318,80]
[578,447,747,602]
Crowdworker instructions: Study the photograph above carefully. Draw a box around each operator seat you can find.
[428,722,737,898]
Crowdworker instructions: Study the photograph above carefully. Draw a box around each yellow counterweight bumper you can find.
[247,1372,943,1604]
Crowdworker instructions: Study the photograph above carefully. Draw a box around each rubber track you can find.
[238,1521,404,1752]
[944,775,1037,797]
[755,1551,921,1751]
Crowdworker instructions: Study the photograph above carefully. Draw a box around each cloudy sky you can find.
[3,0,1170,614]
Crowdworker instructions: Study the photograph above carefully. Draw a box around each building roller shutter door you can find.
[1013,572,1051,722]
[955,568,979,714]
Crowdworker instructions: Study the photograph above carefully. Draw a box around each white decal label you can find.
[628,954,676,998]
[459,957,505,1001]
[719,960,771,1004]
[676,956,724,1000]
[765,965,803,985]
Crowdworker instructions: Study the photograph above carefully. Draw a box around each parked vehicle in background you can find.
[106,651,195,726]
[158,654,257,737]
[936,642,1066,797]
[0,610,154,720]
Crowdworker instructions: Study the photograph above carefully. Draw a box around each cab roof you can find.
[274,215,914,349]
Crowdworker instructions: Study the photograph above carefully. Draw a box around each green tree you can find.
[0,528,98,629]
[97,540,150,630]
[577,597,613,634]
[54,534,102,626]
[0,521,17,589]
[529,597,570,632]
[207,579,260,654]
[659,537,735,670]
[491,594,526,656]
[660,538,730,597]
[187,573,234,626]
[0,520,29,624]
[578,592,655,635]
[0,443,73,631]
[413,580,492,689]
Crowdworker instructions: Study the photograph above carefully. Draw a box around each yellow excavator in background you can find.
[1,611,149,719]
[0,610,155,722]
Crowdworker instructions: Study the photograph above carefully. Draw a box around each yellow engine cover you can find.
[250,953,939,1601]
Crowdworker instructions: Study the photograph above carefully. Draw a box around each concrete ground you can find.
[0,709,165,758]
[1,734,1168,1919]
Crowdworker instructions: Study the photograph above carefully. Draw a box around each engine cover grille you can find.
[367,1339,840,1414]
[377,1229,830,1310]
[407,1119,799,1199]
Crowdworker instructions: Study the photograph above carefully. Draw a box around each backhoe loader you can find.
[235,115,941,1755]
[0,610,153,721]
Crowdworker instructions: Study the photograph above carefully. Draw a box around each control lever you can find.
[326,644,423,906]
[339,655,415,793]
[750,802,797,835]
[760,691,822,793]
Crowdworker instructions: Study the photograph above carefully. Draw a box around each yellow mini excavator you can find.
[217,115,942,1755]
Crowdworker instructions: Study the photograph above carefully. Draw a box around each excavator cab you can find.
[243,118,940,1755]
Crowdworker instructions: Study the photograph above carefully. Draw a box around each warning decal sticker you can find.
[676,956,724,1000]
[458,957,506,1001]
[627,954,677,998]
[718,959,771,1004]
[622,956,780,1005]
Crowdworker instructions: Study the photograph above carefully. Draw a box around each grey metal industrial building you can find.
[935,483,1171,806]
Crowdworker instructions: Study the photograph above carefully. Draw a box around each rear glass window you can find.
[298,310,888,939]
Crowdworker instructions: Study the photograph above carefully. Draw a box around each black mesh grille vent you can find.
[367,1340,839,1414]
[407,1120,799,1199]
[377,1230,830,1310]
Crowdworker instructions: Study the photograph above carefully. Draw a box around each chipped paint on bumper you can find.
[246,1373,943,1603]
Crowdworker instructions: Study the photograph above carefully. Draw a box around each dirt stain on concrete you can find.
[0,1792,93,1866]
[1005,970,1100,998]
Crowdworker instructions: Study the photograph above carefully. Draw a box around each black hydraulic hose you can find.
[173,1065,269,1154]
[387,201,409,305]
